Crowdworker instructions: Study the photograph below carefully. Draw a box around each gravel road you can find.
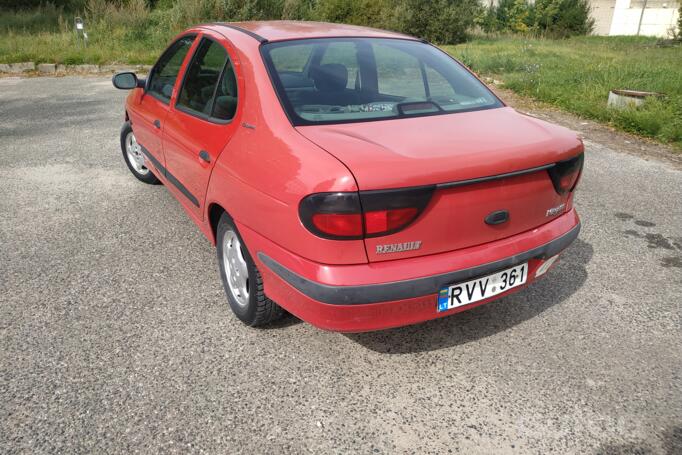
[1,76,680,454]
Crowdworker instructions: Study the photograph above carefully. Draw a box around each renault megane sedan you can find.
[112,21,583,332]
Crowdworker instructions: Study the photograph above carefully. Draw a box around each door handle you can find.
[199,150,211,163]
[153,119,161,129]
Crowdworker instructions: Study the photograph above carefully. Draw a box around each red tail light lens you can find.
[311,213,363,237]
[299,187,434,240]
[548,153,584,195]
[364,208,419,235]
[360,186,434,238]
[299,192,364,240]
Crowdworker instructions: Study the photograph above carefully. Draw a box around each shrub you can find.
[383,0,481,44]
[531,0,594,37]
[500,0,530,33]
[309,0,384,26]
[480,0,594,38]
[0,3,64,33]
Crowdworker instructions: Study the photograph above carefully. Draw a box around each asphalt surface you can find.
[1,76,681,454]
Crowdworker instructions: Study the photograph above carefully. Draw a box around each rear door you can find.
[162,32,241,220]
[129,35,196,171]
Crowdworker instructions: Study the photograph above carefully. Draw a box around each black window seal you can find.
[212,22,268,43]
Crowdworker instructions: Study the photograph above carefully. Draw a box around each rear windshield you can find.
[261,38,502,126]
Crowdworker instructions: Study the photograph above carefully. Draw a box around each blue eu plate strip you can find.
[437,288,449,312]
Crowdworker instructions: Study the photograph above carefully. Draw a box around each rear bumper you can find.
[240,209,580,332]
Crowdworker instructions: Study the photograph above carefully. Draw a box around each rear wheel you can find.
[120,122,159,184]
[216,213,284,326]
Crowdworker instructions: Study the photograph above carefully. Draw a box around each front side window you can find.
[147,35,195,103]
[262,38,502,125]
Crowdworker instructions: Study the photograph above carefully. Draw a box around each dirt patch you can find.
[492,87,682,169]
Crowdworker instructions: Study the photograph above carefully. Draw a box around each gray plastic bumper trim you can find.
[258,222,580,305]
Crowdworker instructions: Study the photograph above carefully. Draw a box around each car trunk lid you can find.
[296,107,583,262]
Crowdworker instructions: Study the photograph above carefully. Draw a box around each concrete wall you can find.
[602,0,680,37]
[591,0,618,35]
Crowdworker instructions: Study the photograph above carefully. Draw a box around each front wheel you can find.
[216,213,284,326]
[120,122,159,184]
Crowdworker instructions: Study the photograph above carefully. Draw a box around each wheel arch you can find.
[208,202,229,245]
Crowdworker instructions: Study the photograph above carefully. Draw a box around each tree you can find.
[531,0,594,37]
[384,0,481,44]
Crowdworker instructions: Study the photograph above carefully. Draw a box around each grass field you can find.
[1,7,680,148]
[0,3,167,65]
[445,36,682,149]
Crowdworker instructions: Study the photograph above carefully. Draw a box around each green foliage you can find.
[531,0,594,37]
[480,0,593,38]
[0,0,482,46]
[382,0,481,44]
[501,0,530,33]
[0,3,64,33]
[0,0,87,9]
[446,36,682,149]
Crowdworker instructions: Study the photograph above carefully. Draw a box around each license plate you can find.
[437,263,528,312]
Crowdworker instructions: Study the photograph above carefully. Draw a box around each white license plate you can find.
[437,262,528,312]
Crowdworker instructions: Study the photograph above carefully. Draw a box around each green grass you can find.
[0,3,172,65]
[444,36,682,149]
[0,29,162,65]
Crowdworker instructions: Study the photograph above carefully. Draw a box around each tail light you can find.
[548,153,583,195]
[300,192,364,240]
[299,187,434,240]
[361,187,434,237]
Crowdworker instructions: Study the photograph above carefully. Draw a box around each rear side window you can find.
[211,59,238,121]
[147,35,195,103]
[177,38,228,116]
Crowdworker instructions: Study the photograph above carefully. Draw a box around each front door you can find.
[129,34,196,172]
[162,33,241,220]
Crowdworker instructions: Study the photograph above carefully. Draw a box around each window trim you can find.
[260,37,505,127]
[145,33,198,106]
[173,35,238,125]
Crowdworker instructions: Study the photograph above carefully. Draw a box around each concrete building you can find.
[591,0,680,37]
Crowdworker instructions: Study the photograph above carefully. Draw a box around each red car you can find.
[113,21,583,332]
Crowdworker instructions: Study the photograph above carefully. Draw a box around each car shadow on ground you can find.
[595,425,681,455]
[343,238,593,354]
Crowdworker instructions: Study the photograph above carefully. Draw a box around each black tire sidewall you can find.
[216,213,261,325]
[120,122,158,184]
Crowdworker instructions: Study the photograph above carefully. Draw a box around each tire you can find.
[216,213,284,326]
[120,122,159,184]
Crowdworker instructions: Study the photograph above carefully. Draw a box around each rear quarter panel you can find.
[205,33,367,265]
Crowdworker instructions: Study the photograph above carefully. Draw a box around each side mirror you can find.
[112,72,145,90]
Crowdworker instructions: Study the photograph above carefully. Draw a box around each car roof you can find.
[206,20,418,43]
